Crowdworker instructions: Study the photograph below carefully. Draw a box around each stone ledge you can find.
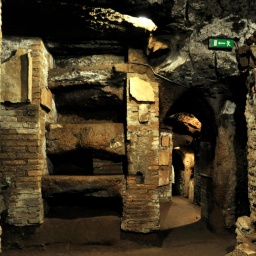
[46,123,125,155]
[42,175,125,197]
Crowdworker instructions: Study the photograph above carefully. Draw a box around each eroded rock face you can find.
[165,112,201,135]
[55,55,125,68]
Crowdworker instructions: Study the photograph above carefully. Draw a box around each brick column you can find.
[0,38,53,226]
[121,49,160,233]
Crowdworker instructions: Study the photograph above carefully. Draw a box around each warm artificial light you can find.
[123,15,157,32]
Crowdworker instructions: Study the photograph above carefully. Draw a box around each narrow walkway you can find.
[160,195,201,230]
[3,196,236,256]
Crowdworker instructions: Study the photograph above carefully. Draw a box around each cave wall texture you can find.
[1,0,256,254]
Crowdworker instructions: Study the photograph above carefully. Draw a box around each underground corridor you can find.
[1,1,256,255]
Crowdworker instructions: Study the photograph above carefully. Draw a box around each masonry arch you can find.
[161,89,217,221]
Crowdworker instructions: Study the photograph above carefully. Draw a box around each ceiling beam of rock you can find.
[45,41,126,56]
[48,65,127,89]
[55,54,125,68]
[49,64,127,110]
[48,40,128,57]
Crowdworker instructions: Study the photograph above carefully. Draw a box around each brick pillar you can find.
[0,38,53,226]
[121,49,160,233]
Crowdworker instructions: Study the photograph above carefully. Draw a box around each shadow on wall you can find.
[172,149,184,196]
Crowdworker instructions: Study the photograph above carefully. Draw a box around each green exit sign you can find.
[209,38,234,49]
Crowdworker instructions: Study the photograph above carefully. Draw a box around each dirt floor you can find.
[2,196,237,256]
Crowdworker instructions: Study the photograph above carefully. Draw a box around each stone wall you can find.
[245,50,256,221]
[229,44,256,255]
[210,101,237,231]
[228,93,256,254]
[0,38,53,226]
[246,99,256,216]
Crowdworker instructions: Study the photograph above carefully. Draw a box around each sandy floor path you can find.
[3,196,236,256]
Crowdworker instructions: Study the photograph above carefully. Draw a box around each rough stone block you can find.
[1,49,32,103]
[161,136,170,147]
[234,243,256,256]
[159,168,170,186]
[139,104,149,123]
[251,46,256,60]
[41,88,52,111]
[129,76,155,102]
[221,100,236,115]
[237,216,254,233]
[159,149,170,165]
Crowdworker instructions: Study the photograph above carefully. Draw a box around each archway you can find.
[160,88,217,223]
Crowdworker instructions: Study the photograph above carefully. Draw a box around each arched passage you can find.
[161,88,217,222]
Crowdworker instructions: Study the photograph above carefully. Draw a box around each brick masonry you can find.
[0,37,53,226]
[121,49,161,233]
[0,41,171,238]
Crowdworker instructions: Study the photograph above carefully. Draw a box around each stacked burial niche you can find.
[44,47,164,233]
[0,37,127,229]
[43,51,128,218]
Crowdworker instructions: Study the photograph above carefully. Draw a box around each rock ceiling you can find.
[2,0,172,55]
[2,0,246,148]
